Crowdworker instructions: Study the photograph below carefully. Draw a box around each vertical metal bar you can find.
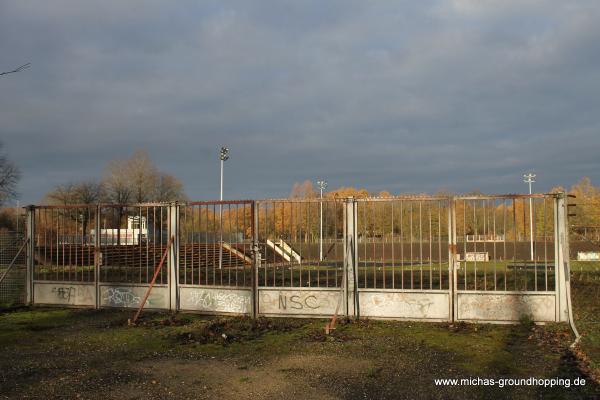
[94,206,101,309]
[252,201,259,318]
[473,201,477,291]
[483,200,487,290]
[391,201,395,289]
[382,201,386,289]
[493,200,497,291]
[513,199,517,291]
[400,200,404,289]
[438,201,442,290]
[544,197,548,291]
[363,202,367,288]
[463,200,467,290]
[533,199,538,291]
[428,203,432,290]
[410,202,413,289]
[26,207,34,305]
[168,203,179,311]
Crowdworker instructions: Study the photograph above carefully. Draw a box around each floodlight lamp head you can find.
[220,147,229,161]
[523,172,536,183]
[317,180,328,190]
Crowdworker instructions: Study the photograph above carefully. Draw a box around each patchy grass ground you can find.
[1,262,599,399]
[0,307,598,399]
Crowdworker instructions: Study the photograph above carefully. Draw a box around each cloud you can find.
[1,1,599,203]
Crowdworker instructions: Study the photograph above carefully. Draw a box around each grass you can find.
[2,262,599,398]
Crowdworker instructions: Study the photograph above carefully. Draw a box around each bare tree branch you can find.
[0,63,30,76]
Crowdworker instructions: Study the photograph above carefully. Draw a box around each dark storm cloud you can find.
[1,0,599,203]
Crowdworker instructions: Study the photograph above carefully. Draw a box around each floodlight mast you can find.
[219,147,229,269]
[317,180,328,261]
[523,173,536,261]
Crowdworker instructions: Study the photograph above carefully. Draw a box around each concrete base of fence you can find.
[456,291,556,322]
[358,289,450,321]
[258,287,342,317]
[33,281,96,307]
[179,286,252,315]
[99,284,169,309]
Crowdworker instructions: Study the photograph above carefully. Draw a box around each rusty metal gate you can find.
[23,193,571,323]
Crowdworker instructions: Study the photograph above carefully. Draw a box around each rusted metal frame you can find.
[131,235,174,323]
[456,193,556,201]
[355,195,450,202]
[382,201,386,289]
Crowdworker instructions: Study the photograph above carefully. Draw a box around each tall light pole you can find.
[317,180,327,261]
[523,172,536,261]
[219,147,229,269]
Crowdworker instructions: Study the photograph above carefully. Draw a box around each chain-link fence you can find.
[0,231,27,307]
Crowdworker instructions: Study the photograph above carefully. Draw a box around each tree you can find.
[154,173,185,202]
[44,183,78,205]
[0,142,20,206]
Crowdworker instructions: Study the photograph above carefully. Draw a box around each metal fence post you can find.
[94,206,101,309]
[168,203,179,312]
[554,194,569,322]
[25,206,34,305]
[252,201,259,319]
[344,198,358,318]
[448,197,457,322]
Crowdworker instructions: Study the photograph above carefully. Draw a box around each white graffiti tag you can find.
[102,287,141,307]
[188,290,250,313]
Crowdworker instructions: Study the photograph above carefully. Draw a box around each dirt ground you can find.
[0,307,599,400]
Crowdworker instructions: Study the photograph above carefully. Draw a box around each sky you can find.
[1,0,600,204]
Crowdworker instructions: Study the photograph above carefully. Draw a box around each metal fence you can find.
[0,231,27,305]
[21,193,573,323]
[454,195,556,292]
[256,199,344,288]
